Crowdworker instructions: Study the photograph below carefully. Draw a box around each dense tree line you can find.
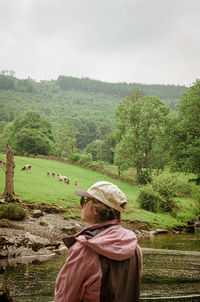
[57,75,187,99]
[1,73,187,100]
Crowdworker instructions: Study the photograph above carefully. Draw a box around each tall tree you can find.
[54,122,78,157]
[114,90,170,182]
[7,111,54,155]
[85,139,102,162]
[170,80,200,178]
[74,118,99,150]
[101,132,117,164]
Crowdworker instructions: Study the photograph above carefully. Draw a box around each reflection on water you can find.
[142,251,200,300]
[140,232,200,301]
[140,232,200,252]
[0,253,66,302]
[0,233,200,301]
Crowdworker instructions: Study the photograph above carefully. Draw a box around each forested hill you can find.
[0,73,188,98]
[0,74,188,149]
[56,75,187,100]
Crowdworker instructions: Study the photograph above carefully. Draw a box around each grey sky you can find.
[0,0,199,86]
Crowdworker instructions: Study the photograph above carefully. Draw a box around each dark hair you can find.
[91,198,122,223]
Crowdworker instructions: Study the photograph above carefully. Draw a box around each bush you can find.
[69,152,81,162]
[78,153,93,166]
[152,172,177,199]
[151,172,179,212]
[191,185,200,204]
[137,185,162,213]
[70,152,93,166]
[159,198,178,213]
[0,203,27,221]
[136,169,151,184]
[175,180,192,197]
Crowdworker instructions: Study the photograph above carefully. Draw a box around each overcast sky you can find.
[0,0,199,86]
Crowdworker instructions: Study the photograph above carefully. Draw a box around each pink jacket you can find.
[54,219,143,302]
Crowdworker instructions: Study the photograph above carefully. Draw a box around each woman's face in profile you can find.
[81,199,97,224]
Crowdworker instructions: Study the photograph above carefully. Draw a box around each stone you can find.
[194,221,200,229]
[0,246,8,257]
[61,226,77,235]
[25,232,50,246]
[155,228,168,234]
[7,245,18,257]
[31,210,44,218]
[149,231,158,236]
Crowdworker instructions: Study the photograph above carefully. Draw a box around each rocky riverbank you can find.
[0,202,197,264]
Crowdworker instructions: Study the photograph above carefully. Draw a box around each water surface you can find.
[140,231,200,252]
[0,232,200,301]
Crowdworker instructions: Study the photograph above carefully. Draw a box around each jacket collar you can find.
[63,219,119,248]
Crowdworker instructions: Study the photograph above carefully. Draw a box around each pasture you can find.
[0,154,198,228]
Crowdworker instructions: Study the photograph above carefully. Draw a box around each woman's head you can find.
[77,181,127,224]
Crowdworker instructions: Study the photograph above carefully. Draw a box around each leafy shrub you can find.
[191,185,200,204]
[70,152,93,166]
[175,180,192,197]
[0,203,27,221]
[137,185,162,213]
[152,172,177,199]
[159,198,178,213]
[151,172,179,212]
[136,169,151,184]
[78,153,93,166]
[70,152,81,162]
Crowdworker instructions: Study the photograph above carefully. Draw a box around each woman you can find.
[55,181,143,302]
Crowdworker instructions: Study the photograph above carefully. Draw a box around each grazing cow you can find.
[74,179,78,186]
[52,172,55,178]
[47,171,50,177]
[21,164,31,171]
[63,176,69,184]
[57,174,64,182]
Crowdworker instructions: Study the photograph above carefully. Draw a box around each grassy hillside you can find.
[0,154,198,229]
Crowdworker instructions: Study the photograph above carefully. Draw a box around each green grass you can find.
[102,164,137,182]
[0,154,140,207]
[0,153,199,229]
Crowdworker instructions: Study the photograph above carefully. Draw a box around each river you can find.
[0,232,200,301]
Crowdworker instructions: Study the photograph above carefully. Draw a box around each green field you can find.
[0,154,198,229]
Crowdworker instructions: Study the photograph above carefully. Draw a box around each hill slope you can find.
[0,154,197,228]
[0,75,188,125]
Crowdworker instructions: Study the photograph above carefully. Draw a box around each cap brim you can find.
[74,190,92,198]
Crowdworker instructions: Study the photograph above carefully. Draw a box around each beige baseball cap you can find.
[75,181,127,212]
